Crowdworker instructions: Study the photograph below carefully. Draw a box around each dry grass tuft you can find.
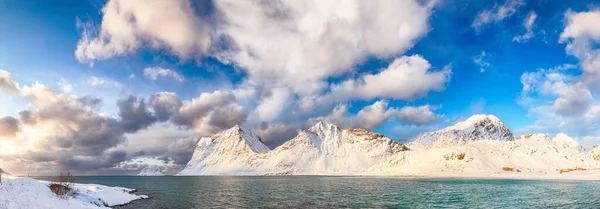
[49,172,78,199]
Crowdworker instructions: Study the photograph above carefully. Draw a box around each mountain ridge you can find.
[177,121,407,175]
[407,114,514,149]
[176,115,600,177]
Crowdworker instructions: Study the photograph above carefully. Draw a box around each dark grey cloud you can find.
[150,91,248,135]
[150,92,182,121]
[18,110,37,125]
[157,135,200,165]
[118,96,156,133]
[78,95,103,109]
[1,70,251,175]
[0,116,21,139]
[257,122,304,148]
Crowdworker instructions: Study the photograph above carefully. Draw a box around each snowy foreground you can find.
[178,115,600,180]
[0,175,147,209]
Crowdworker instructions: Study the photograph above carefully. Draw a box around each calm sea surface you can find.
[33,176,600,208]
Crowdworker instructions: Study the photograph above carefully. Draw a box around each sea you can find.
[32,176,600,208]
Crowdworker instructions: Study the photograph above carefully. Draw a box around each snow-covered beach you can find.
[0,174,147,209]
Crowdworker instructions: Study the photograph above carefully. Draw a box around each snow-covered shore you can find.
[0,175,147,209]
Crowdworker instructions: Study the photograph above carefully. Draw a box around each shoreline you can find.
[0,175,148,209]
[66,173,600,181]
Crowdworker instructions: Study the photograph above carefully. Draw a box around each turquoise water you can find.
[33,176,600,208]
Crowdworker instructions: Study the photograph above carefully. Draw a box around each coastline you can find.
[0,175,148,209]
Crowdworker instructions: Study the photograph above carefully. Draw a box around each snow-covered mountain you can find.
[263,122,408,175]
[365,131,600,178]
[177,125,271,175]
[136,165,165,176]
[177,122,407,175]
[407,114,514,149]
[176,116,600,178]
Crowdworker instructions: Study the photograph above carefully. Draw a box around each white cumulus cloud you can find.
[75,0,212,63]
[329,55,451,101]
[144,67,185,83]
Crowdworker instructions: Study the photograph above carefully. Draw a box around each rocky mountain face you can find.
[177,122,407,175]
[407,114,514,149]
[136,165,164,176]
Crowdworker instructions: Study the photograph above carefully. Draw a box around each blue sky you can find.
[1,0,600,175]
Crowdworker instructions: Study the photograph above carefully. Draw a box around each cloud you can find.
[472,0,525,31]
[16,82,128,161]
[520,64,592,117]
[255,87,293,121]
[513,11,537,42]
[0,70,253,174]
[144,67,185,83]
[175,91,248,135]
[0,69,20,93]
[86,76,121,88]
[517,63,599,141]
[158,136,200,165]
[395,105,440,125]
[472,51,490,72]
[75,0,212,63]
[149,91,248,136]
[560,9,600,86]
[214,0,435,95]
[315,100,441,130]
[117,96,156,133]
[328,55,451,101]
[0,71,147,172]
[256,122,302,148]
[514,9,600,142]
[57,78,73,93]
[0,116,21,139]
[150,92,183,121]
[582,136,600,142]
[551,82,592,116]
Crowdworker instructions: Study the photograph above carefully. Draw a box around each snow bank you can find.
[0,175,147,209]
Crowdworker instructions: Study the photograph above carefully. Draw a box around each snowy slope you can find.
[136,165,164,176]
[365,133,600,179]
[590,145,600,160]
[177,125,271,175]
[263,122,407,175]
[177,122,407,175]
[407,114,514,149]
[0,175,147,209]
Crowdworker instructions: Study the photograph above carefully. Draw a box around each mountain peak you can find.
[552,133,581,149]
[409,114,514,147]
[309,121,341,135]
[213,124,270,153]
[444,114,503,131]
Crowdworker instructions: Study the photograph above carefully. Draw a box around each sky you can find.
[1,0,600,175]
